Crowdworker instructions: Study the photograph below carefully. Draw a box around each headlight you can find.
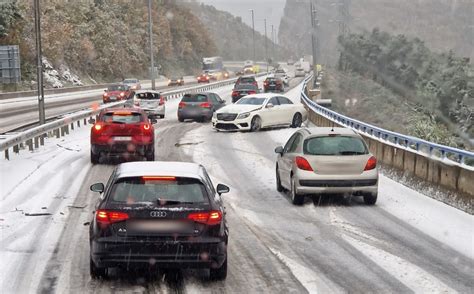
[237,112,250,119]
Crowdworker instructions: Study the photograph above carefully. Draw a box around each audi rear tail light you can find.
[200,102,211,108]
[96,210,129,225]
[179,102,186,108]
[187,211,222,226]
[364,156,377,171]
[295,156,313,171]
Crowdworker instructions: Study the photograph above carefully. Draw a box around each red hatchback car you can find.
[197,73,211,83]
[103,84,134,103]
[90,108,155,163]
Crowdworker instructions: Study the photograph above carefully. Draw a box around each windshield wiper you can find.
[339,151,366,155]
[156,199,194,206]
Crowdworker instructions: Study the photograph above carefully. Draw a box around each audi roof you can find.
[115,161,204,179]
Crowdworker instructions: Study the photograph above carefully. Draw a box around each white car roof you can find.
[116,161,203,179]
[244,93,286,99]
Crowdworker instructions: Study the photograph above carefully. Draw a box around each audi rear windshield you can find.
[102,112,143,124]
[304,136,368,156]
[108,177,208,205]
[235,97,266,105]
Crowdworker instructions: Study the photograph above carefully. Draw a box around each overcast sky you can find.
[198,0,286,35]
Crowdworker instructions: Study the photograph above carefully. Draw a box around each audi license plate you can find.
[128,221,188,232]
[113,136,131,141]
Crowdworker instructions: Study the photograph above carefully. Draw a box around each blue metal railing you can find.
[300,74,474,167]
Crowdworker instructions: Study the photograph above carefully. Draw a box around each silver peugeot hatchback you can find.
[275,127,378,205]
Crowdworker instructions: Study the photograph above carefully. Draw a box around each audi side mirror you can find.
[274,146,284,155]
[90,183,104,194]
[216,184,230,195]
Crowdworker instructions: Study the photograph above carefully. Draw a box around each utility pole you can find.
[264,18,268,72]
[338,0,350,36]
[271,25,275,62]
[34,0,45,125]
[148,0,156,90]
[310,0,319,79]
[250,9,255,61]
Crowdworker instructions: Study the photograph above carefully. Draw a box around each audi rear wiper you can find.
[156,199,194,206]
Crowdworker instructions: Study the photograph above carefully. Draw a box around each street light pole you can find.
[310,0,319,80]
[264,18,268,72]
[271,25,275,62]
[33,0,45,125]
[250,9,255,61]
[148,0,156,90]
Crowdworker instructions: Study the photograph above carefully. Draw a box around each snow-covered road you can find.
[1,76,472,293]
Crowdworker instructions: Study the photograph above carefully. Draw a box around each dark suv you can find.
[89,161,230,280]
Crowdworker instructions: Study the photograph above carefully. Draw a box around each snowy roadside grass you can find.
[0,126,91,291]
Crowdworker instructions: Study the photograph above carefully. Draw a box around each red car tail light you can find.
[200,102,211,108]
[232,91,239,97]
[103,92,108,97]
[142,176,176,181]
[188,210,222,226]
[248,90,256,94]
[143,123,151,131]
[159,97,165,106]
[120,92,125,97]
[179,102,186,108]
[364,156,377,171]
[93,123,103,131]
[295,156,313,171]
[264,81,269,86]
[96,210,129,225]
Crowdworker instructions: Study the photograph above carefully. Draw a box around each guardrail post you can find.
[34,136,39,148]
[26,139,33,151]
[77,121,80,127]
[65,125,69,135]
[40,134,45,146]
[71,123,74,131]
[55,128,60,138]
[84,118,87,125]
[13,144,19,154]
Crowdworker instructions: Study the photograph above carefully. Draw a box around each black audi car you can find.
[89,161,230,280]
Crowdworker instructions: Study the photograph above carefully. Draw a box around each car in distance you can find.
[89,161,230,280]
[295,67,306,77]
[235,75,258,87]
[122,78,141,90]
[90,108,155,163]
[197,72,211,83]
[213,94,306,132]
[263,77,285,93]
[275,127,378,205]
[274,69,289,86]
[243,65,255,74]
[168,76,184,86]
[103,84,134,103]
[178,92,226,122]
[231,83,259,103]
[133,90,166,119]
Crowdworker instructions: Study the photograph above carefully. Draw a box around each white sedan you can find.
[212,93,307,132]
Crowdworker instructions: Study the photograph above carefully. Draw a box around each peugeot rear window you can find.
[102,112,143,124]
[304,136,368,156]
[182,94,208,102]
[109,177,208,205]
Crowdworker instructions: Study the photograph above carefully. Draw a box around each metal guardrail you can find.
[300,74,474,169]
[0,72,268,159]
